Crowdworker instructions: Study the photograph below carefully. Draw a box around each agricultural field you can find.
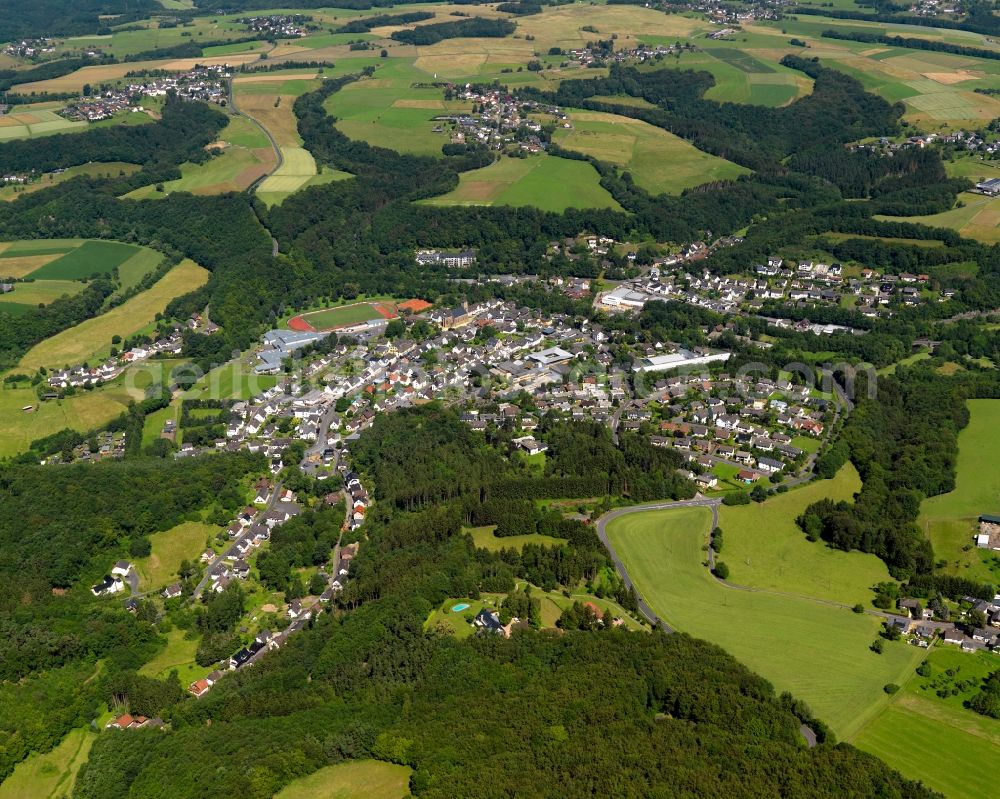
[0,108,86,140]
[232,71,354,203]
[0,239,162,314]
[274,760,411,799]
[0,725,95,799]
[11,53,263,94]
[424,154,621,212]
[124,115,276,198]
[135,520,216,591]
[853,646,1000,799]
[719,464,895,604]
[26,240,140,280]
[606,503,923,739]
[465,525,566,552]
[920,399,1000,581]
[553,109,749,194]
[16,259,208,371]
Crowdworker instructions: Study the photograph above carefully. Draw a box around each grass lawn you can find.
[17,259,209,371]
[465,525,566,552]
[425,154,621,212]
[606,504,924,739]
[135,521,216,591]
[920,399,1000,581]
[28,240,141,280]
[720,464,892,604]
[0,725,95,799]
[426,594,503,638]
[274,760,411,799]
[553,109,748,194]
[138,627,203,686]
[142,401,180,448]
[852,646,1000,799]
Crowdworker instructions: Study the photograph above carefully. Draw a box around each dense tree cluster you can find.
[389,17,515,45]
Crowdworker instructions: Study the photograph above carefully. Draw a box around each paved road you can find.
[193,479,283,599]
[594,498,720,631]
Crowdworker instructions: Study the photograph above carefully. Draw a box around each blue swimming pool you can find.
[451,603,470,612]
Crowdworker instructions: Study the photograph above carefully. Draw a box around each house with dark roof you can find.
[474,608,504,635]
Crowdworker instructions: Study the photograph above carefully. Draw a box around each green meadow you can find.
[606,502,923,739]
[553,108,749,194]
[920,399,1000,580]
[853,647,1000,799]
[424,154,621,212]
[274,760,411,799]
[719,464,894,604]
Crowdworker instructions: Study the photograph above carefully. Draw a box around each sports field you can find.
[289,300,396,331]
[0,108,86,140]
[720,464,894,603]
[553,109,749,194]
[135,520,216,591]
[606,503,923,739]
[424,154,621,212]
[274,760,411,799]
[18,259,208,371]
[920,399,1000,580]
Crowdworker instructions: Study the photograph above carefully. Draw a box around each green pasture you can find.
[852,647,1000,799]
[274,760,411,799]
[425,154,621,212]
[553,108,748,194]
[182,359,279,401]
[920,399,1000,580]
[720,464,893,604]
[138,627,203,687]
[606,504,924,739]
[0,162,140,202]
